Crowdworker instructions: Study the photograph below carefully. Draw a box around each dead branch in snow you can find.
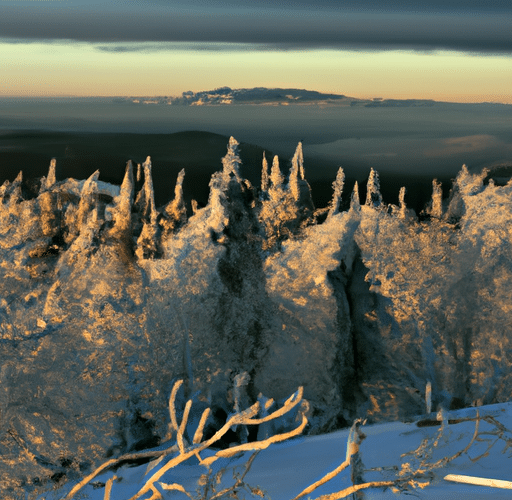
[296,410,509,500]
[62,385,512,500]
[63,379,308,500]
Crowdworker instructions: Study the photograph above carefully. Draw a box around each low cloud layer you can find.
[1,1,512,53]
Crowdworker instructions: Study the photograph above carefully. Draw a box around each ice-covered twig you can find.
[207,451,260,500]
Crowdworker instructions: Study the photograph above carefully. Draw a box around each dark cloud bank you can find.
[1,1,512,52]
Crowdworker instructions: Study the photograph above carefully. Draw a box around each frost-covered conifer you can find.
[261,152,269,192]
[429,179,443,219]
[445,165,488,222]
[398,186,407,219]
[38,160,60,238]
[0,171,23,205]
[12,171,23,189]
[270,155,284,196]
[221,136,242,183]
[2,171,24,206]
[350,181,361,211]
[173,168,186,210]
[289,143,303,201]
[111,160,135,238]
[161,168,187,236]
[136,157,160,259]
[0,179,8,200]
[191,199,199,214]
[47,158,57,188]
[40,159,57,193]
[295,141,305,180]
[328,167,345,217]
[143,156,157,224]
[365,168,383,208]
[76,170,99,230]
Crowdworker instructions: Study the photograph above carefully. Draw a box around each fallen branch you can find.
[444,474,512,490]
[63,380,308,500]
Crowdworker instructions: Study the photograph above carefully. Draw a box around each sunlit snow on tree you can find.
[1,138,512,497]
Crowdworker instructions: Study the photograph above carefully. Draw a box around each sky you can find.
[1,0,512,103]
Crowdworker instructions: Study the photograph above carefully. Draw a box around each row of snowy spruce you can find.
[1,136,512,498]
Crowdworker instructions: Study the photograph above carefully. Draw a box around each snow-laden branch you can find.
[63,380,309,500]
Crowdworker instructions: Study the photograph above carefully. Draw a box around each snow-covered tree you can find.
[365,168,383,208]
[40,158,57,193]
[221,136,242,183]
[110,160,135,239]
[428,179,443,219]
[289,142,303,201]
[328,167,345,217]
[135,157,160,259]
[270,155,284,195]
[350,181,361,211]
[260,152,270,193]
[398,186,407,219]
[0,170,23,206]
[38,159,60,238]
[75,170,99,233]
[160,168,187,238]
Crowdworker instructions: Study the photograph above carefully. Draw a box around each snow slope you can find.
[39,401,512,500]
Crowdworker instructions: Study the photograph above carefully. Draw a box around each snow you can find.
[38,401,512,500]
[1,136,512,498]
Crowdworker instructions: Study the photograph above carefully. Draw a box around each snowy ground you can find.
[38,402,512,500]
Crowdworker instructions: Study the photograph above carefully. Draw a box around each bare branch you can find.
[430,411,480,469]
[313,480,396,500]
[208,452,260,500]
[65,381,307,500]
[247,387,304,425]
[155,482,196,499]
[104,475,117,500]
[128,394,299,500]
[444,474,512,490]
[291,458,350,500]
[169,379,184,435]
[193,407,211,444]
[202,413,308,466]
[178,399,193,454]
[62,444,178,499]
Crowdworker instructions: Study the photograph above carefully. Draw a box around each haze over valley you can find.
[2,88,512,213]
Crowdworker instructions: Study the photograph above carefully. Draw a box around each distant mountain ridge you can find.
[115,87,436,107]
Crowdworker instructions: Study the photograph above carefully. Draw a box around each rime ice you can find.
[1,138,512,497]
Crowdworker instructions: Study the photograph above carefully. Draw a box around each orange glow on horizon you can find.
[1,42,511,104]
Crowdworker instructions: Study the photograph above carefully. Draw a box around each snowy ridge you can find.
[1,137,512,497]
